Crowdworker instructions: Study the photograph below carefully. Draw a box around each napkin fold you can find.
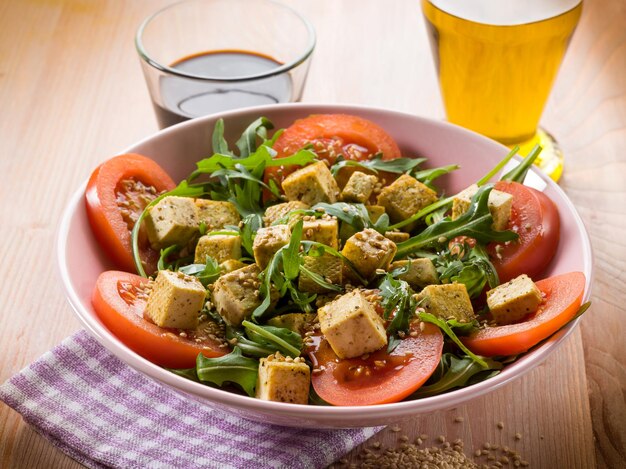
[0,331,379,469]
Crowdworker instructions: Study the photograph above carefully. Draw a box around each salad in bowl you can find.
[59,104,591,427]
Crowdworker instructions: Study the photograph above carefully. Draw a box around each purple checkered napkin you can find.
[0,330,380,469]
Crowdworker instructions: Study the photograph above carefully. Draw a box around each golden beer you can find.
[422,0,582,179]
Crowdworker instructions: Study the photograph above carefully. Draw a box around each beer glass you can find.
[421,0,582,181]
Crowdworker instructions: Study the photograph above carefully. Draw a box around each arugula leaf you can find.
[301,241,368,285]
[235,117,274,157]
[330,154,426,176]
[167,367,200,382]
[241,214,262,257]
[435,243,499,298]
[211,118,234,156]
[412,164,459,188]
[225,327,278,358]
[476,145,520,186]
[131,180,208,277]
[312,202,373,232]
[299,265,343,292]
[241,320,302,358]
[178,256,222,286]
[157,245,180,271]
[283,220,303,281]
[196,347,259,397]
[418,312,487,367]
[410,353,503,398]
[500,144,542,184]
[378,274,415,342]
[395,185,518,259]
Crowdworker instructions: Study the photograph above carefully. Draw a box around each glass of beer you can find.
[421,0,582,181]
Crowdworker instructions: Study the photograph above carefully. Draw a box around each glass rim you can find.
[135,0,316,82]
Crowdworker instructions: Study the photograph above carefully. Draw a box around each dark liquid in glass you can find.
[154,50,293,128]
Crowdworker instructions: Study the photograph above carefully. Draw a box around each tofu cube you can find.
[219,259,246,273]
[194,234,242,264]
[212,264,277,326]
[318,290,387,359]
[302,217,339,249]
[256,354,310,404]
[195,199,240,231]
[144,196,199,249]
[145,270,205,329]
[281,161,340,206]
[376,174,438,229]
[389,258,439,289]
[267,313,317,335]
[263,201,309,226]
[298,254,343,293]
[252,225,292,269]
[340,171,378,203]
[384,231,410,243]
[451,184,513,231]
[341,228,397,279]
[367,205,387,224]
[415,283,475,323]
[487,274,543,325]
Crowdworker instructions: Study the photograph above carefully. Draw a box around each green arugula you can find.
[196,347,259,397]
[242,320,302,358]
[435,243,499,298]
[240,214,262,257]
[409,353,503,398]
[330,154,426,176]
[500,144,542,184]
[418,312,487,367]
[378,273,416,352]
[394,185,518,259]
[178,256,222,286]
[412,164,459,189]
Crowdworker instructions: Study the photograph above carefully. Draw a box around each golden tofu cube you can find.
[145,270,205,329]
[256,354,310,404]
[252,225,292,269]
[144,196,199,249]
[194,234,242,264]
[340,171,378,203]
[281,161,340,206]
[298,254,343,293]
[212,264,277,326]
[341,228,397,279]
[318,290,387,359]
[194,199,240,231]
[487,274,543,325]
[366,205,387,224]
[376,174,438,229]
[451,184,513,231]
[263,201,309,226]
[415,283,475,323]
[384,231,410,243]
[267,313,317,335]
[389,258,439,289]
[302,218,339,249]
[219,259,246,273]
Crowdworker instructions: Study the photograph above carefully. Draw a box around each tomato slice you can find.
[265,114,402,188]
[308,321,443,406]
[85,154,175,275]
[462,272,585,357]
[489,181,560,283]
[92,270,227,368]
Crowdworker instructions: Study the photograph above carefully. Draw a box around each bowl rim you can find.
[57,103,593,424]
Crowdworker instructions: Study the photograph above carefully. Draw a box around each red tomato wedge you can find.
[462,272,585,357]
[308,322,443,406]
[85,154,176,275]
[489,181,560,283]
[265,114,402,188]
[92,271,226,368]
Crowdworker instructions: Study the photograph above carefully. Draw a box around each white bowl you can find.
[57,103,592,428]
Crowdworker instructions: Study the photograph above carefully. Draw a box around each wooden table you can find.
[1,1,624,468]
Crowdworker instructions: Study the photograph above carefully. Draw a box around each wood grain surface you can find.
[1,1,624,468]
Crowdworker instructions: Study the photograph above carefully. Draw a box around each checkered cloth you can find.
[0,331,379,468]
